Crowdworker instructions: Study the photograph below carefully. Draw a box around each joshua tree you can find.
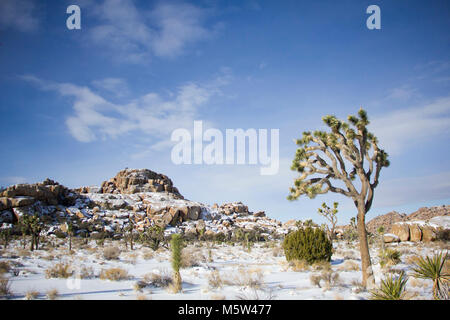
[0,225,11,249]
[19,215,29,249]
[288,109,389,288]
[170,233,183,293]
[317,202,339,240]
[29,214,43,251]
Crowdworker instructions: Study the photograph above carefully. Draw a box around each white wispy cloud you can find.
[370,96,450,154]
[83,0,220,62]
[0,0,39,32]
[374,171,450,207]
[21,71,230,145]
[91,78,130,97]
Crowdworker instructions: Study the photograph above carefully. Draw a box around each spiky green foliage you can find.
[370,272,408,300]
[170,233,183,293]
[378,248,402,268]
[288,109,389,215]
[411,252,449,300]
[170,234,183,273]
[283,227,332,265]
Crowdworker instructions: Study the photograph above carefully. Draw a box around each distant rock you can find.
[98,168,183,198]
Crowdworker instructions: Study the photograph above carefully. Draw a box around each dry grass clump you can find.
[403,254,422,265]
[25,290,40,300]
[17,249,30,258]
[78,265,95,279]
[46,288,59,300]
[311,260,332,271]
[208,270,223,289]
[223,267,264,289]
[272,245,284,257]
[338,260,360,272]
[99,267,129,281]
[141,249,154,260]
[0,276,12,297]
[45,262,73,279]
[136,293,149,300]
[181,247,207,268]
[351,279,365,294]
[0,261,11,274]
[210,293,226,300]
[289,259,310,272]
[102,247,121,260]
[142,270,172,288]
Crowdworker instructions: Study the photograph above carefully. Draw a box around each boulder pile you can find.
[0,169,289,240]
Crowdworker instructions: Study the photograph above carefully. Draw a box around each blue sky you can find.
[0,0,449,225]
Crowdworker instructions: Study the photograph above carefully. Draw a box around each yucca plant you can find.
[411,251,449,300]
[370,271,408,300]
[379,248,402,268]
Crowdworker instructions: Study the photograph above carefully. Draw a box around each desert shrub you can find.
[143,270,172,288]
[289,259,310,272]
[379,248,402,268]
[370,272,408,300]
[283,227,332,265]
[436,229,450,241]
[102,246,121,260]
[45,262,73,279]
[309,270,340,289]
[309,274,322,288]
[0,276,12,297]
[319,269,340,289]
[99,267,129,281]
[223,268,264,289]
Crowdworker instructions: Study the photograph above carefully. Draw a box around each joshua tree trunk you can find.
[30,234,35,251]
[357,204,374,288]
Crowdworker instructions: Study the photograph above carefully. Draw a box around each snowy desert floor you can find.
[0,238,448,300]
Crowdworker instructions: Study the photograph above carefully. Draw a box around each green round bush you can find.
[283,226,332,264]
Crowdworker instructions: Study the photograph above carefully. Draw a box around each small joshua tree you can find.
[125,218,135,251]
[170,233,183,293]
[317,202,338,241]
[288,109,389,288]
[66,221,74,252]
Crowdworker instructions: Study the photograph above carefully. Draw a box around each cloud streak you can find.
[370,97,450,154]
[0,0,39,32]
[21,72,230,145]
[84,0,220,62]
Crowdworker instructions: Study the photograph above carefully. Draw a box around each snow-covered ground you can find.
[0,238,446,300]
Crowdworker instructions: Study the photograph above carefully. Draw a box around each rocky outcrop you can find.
[97,169,183,198]
[366,211,407,234]
[385,218,448,243]
[0,169,289,241]
[368,205,449,235]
